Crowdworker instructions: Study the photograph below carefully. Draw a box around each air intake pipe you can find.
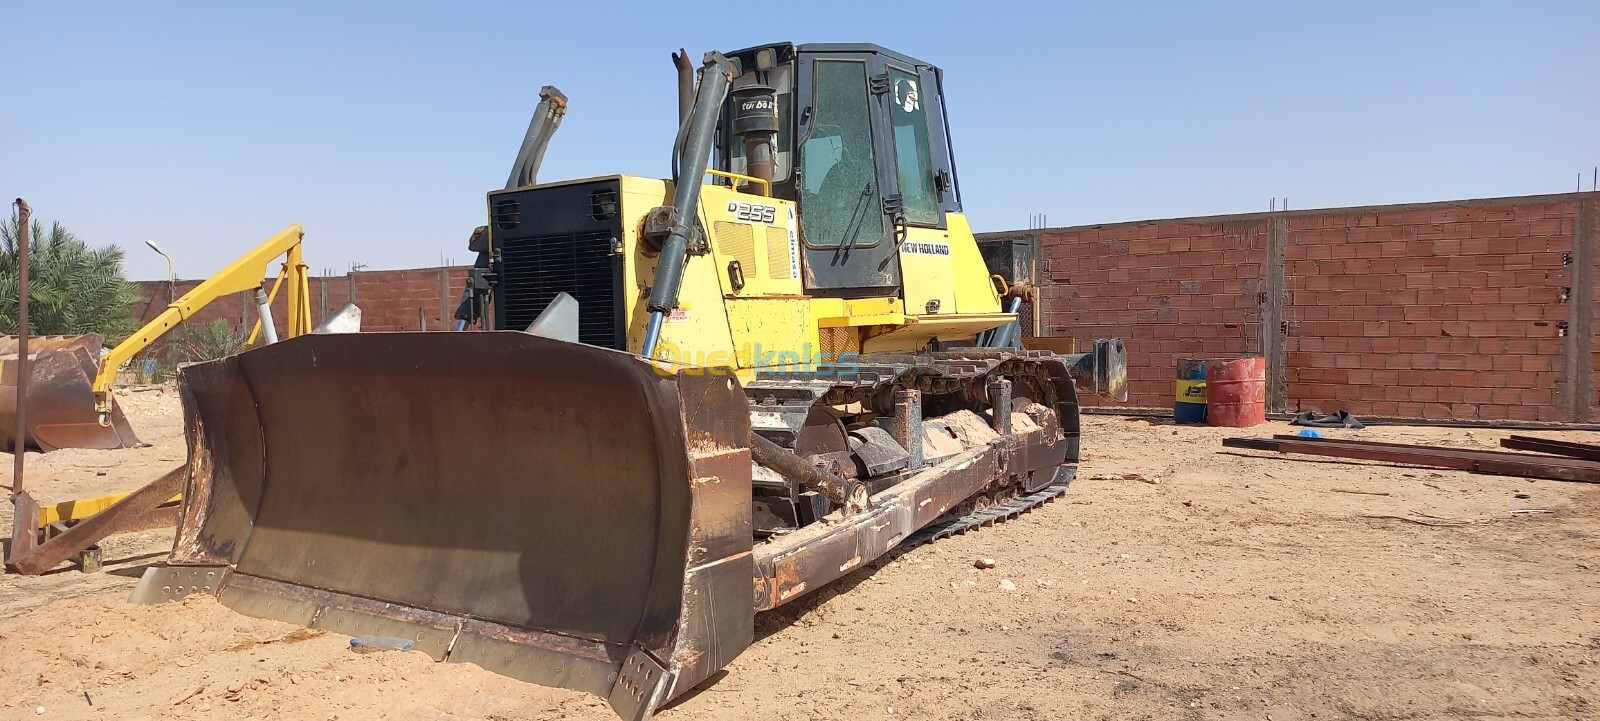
[642,52,734,358]
[730,84,778,184]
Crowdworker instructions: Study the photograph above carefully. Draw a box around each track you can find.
[905,465,1077,548]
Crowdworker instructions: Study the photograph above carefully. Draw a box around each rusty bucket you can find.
[0,334,140,452]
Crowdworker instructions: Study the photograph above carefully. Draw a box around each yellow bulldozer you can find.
[135,43,1126,719]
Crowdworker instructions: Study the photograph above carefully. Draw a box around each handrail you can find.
[989,274,1010,298]
[705,169,771,197]
[92,225,312,424]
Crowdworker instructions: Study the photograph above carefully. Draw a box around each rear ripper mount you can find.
[131,333,1123,720]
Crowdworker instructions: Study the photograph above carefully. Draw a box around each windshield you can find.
[797,59,884,248]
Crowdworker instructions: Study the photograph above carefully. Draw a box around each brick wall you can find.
[131,266,471,360]
[985,192,1600,423]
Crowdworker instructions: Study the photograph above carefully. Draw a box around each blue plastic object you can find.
[1296,428,1322,438]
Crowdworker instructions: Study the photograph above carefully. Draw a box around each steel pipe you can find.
[749,432,866,514]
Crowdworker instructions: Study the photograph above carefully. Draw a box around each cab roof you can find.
[725,42,940,72]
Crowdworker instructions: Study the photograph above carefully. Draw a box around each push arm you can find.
[92,225,310,423]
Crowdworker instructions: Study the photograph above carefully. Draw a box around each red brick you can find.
[1528,217,1564,235]
[1371,402,1401,416]
[1489,388,1521,404]
[1501,404,1537,421]
[1410,387,1439,402]
[1394,403,1425,418]
[1449,403,1479,418]
[1516,237,1551,254]
[1471,222,1503,238]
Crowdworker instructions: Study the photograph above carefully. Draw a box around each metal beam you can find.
[1267,434,1600,468]
[1225,437,1600,484]
[7,465,185,574]
[1500,435,1600,463]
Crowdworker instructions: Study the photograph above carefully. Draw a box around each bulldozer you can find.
[134,43,1127,719]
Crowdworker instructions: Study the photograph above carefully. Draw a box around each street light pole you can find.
[144,240,175,304]
[144,240,177,383]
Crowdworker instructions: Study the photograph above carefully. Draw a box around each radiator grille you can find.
[498,231,620,348]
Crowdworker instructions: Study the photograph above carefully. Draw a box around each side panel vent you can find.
[589,189,620,221]
[713,222,759,274]
[764,226,794,280]
[493,200,521,230]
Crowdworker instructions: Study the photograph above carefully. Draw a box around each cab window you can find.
[799,60,884,248]
[888,67,939,225]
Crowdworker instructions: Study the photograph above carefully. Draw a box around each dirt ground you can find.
[2,391,1596,721]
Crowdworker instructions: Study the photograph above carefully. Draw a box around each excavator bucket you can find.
[0,334,139,452]
[153,332,755,720]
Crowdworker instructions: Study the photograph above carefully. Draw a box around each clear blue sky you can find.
[4,1,1596,281]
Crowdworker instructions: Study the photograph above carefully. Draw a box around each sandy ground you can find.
[2,392,1597,720]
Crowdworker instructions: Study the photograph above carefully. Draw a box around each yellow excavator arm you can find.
[92,224,312,424]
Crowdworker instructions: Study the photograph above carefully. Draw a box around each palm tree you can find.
[0,216,140,340]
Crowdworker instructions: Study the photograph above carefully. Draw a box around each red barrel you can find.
[1206,357,1266,427]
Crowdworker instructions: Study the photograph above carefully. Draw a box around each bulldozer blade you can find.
[0,336,140,452]
[163,332,754,720]
[0,334,101,356]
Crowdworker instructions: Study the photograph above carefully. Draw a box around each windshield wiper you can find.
[834,181,874,264]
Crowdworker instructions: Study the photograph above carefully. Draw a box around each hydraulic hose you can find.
[642,52,733,358]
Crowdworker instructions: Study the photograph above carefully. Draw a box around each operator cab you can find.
[716,43,964,298]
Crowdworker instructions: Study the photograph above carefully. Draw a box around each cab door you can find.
[879,59,963,315]
[792,50,901,297]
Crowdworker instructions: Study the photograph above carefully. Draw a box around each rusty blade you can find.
[0,340,139,452]
[173,332,753,719]
[0,334,101,356]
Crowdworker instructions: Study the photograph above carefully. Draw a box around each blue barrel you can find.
[1174,359,1208,424]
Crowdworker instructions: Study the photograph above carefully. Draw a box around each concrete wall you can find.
[982,192,1600,422]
